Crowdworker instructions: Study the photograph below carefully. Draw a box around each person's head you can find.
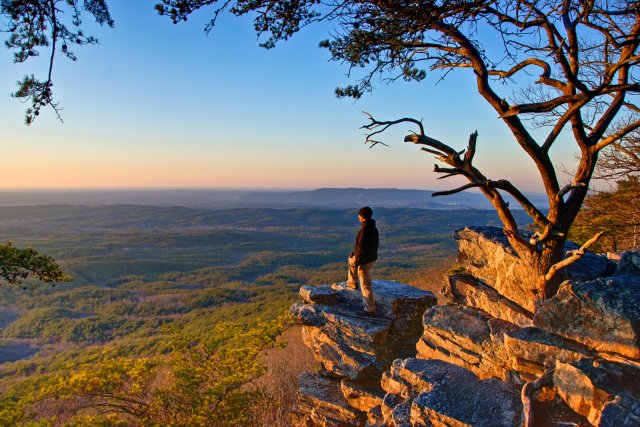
[358,206,373,222]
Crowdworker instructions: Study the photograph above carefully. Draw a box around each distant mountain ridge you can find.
[0,188,548,210]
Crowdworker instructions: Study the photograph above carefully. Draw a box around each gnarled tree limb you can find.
[432,183,480,196]
[556,181,588,202]
[521,368,555,427]
[363,112,533,253]
[545,231,605,282]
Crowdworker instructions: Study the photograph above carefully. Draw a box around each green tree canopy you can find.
[36,317,289,426]
[0,243,72,286]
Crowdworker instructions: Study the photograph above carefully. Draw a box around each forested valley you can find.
[0,204,526,425]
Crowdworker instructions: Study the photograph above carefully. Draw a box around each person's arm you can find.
[353,227,365,264]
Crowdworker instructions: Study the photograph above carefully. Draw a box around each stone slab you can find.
[534,276,640,360]
[340,379,385,413]
[554,358,640,426]
[504,327,596,374]
[290,281,436,380]
[380,358,522,427]
[300,284,341,305]
[417,305,515,381]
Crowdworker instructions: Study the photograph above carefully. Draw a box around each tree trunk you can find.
[509,234,567,312]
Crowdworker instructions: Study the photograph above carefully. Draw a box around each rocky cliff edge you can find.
[288,227,640,426]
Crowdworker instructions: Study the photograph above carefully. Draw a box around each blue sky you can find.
[0,0,576,191]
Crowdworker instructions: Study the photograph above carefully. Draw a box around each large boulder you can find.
[380,358,522,427]
[534,276,640,360]
[554,358,640,426]
[455,226,615,313]
[299,317,385,380]
[290,281,437,380]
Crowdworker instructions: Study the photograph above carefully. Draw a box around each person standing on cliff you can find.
[347,206,379,316]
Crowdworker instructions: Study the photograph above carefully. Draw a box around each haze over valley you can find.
[0,188,549,210]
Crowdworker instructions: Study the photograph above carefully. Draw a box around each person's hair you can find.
[359,206,373,219]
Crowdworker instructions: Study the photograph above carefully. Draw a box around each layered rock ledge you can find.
[380,358,522,427]
[290,281,437,381]
[534,275,640,360]
[554,358,640,426]
[289,280,437,425]
[289,227,639,426]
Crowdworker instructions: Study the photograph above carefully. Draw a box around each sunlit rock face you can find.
[289,281,436,426]
[554,358,640,426]
[415,305,604,388]
[292,372,366,427]
[534,276,640,360]
[454,226,615,313]
[416,304,517,382]
[380,358,522,427]
[442,273,534,327]
[340,379,385,414]
[289,232,639,427]
[290,281,437,380]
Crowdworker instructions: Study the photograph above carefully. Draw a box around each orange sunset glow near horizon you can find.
[1,1,575,194]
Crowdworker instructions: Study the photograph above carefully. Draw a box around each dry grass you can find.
[253,325,318,426]
[407,259,455,304]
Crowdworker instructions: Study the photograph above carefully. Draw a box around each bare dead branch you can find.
[433,164,462,175]
[490,179,550,228]
[530,223,553,246]
[361,111,529,252]
[437,172,461,179]
[432,183,480,196]
[593,120,640,151]
[545,231,605,282]
[541,98,591,151]
[421,148,442,156]
[488,58,551,79]
[463,131,478,163]
[366,139,389,148]
[624,101,640,114]
[499,94,586,118]
[522,368,555,427]
[362,111,425,138]
[556,181,588,202]
[404,134,460,158]
[487,58,566,91]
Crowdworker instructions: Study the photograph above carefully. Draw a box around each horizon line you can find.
[0,186,437,192]
[0,186,549,195]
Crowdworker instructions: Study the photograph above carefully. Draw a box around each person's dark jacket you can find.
[352,219,379,265]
